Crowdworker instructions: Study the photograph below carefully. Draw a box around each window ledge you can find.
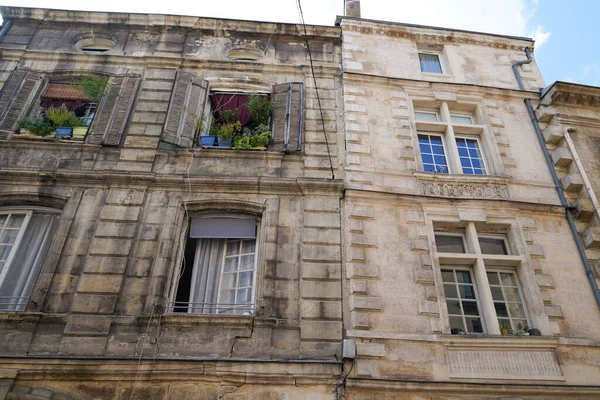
[421,72,455,79]
[441,334,559,349]
[414,172,511,184]
[0,311,44,323]
[157,313,255,327]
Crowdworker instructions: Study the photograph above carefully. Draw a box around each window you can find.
[37,81,99,128]
[170,216,259,315]
[0,209,59,311]
[414,104,488,175]
[419,51,444,74]
[435,223,530,334]
[162,70,304,153]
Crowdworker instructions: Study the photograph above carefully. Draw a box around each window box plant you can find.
[45,105,76,138]
[18,115,54,138]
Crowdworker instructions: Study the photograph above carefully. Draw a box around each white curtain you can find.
[0,212,59,311]
[188,238,225,314]
[419,53,442,73]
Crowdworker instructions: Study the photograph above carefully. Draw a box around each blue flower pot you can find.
[55,127,73,138]
[200,135,217,146]
[218,137,233,147]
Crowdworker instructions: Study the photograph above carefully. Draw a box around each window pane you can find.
[238,271,253,288]
[220,290,234,304]
[443,283,458,298]
[446,300,462,315]
[455,138,486,175]
[418,134,448,173]
[221,273,236,290]
[508,303,526,319]
[415,111,439,122]
[239,254,254,271]
[503,287,520,302]
[441,270,455,283]
[456,271,473,284]
[479,237,508,255]
[491,286,504,301]
[466,317,483,333]
[224,257,238,272]
[419,53,443,73]
[449,316,465,331]
[435,235,465,253]
[462,301,479,316]
[7,214,25,228]
[0,215,7,226]
[459,285,476,299]
[0,245,12,261]
[225,240,240,256]
[500,273,517,286]
[450,114,474,125]
[237,288,252,304]
[495,303,509,317]
[241,239,255,254]
[0,229,19,245]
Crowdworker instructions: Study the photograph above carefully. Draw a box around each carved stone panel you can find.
[421,181,510,200]
[447,350,563,380]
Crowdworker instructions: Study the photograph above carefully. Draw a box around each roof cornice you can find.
[337,16,534,52]
[540,81,600,108]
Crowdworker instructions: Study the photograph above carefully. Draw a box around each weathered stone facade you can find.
[338,15,600,399]
[1,4,600,400]
[0,7,345,399]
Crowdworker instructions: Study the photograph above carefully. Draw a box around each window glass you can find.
[455,138,486,175]
[418,134,448,173]
[486,271,528,330]
[478,237,509,255]
[442,268,483,333]
[450,113,475,125]
[414,110,439,122]
[435,234,466,253]
[419,53,443,73]
[173,217,258,315]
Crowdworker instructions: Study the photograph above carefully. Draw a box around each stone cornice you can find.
[0,168,344,196]
[541,81,600,108]
[0,6,341,40]
[338,17,534,51]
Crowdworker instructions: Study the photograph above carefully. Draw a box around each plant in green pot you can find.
[19,115,54,137]
[71,115,88,139]
[45,105,75,138]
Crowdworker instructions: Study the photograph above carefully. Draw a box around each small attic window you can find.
[73,34,116,53]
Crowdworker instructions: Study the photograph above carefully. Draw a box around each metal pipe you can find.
[513,48,600,309]
[0,19,12,43]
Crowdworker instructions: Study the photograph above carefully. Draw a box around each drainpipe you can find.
[512,48,600,309]
[0,19,12,43]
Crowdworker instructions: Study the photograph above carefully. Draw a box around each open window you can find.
[0,209,60,311]
[162,70,304,153]
[0,68,140,145]
[170,215,259,315]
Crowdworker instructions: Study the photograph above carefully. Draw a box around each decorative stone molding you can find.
[226,44,265,61]
[447,350,563,380]
[420,181,509,200]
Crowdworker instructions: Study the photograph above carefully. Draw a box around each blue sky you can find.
[0,0,597,87]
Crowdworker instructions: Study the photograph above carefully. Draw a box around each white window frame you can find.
[414,109,441,122]
[434,232,469,253]
[171,215,260,316]
[441,266,486,334]
[449,112,476,125]
[417,132,451,174]
[454,135,489,175]
[0,211,33,288]
[418,50,445,74]
[434,224,531,335]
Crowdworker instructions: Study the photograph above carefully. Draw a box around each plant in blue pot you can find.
[45,104,75,138]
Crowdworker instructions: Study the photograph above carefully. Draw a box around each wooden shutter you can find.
[162,70,209,148]
[0,69,47,140]
[87,74,141,146]
[271,82,304,153]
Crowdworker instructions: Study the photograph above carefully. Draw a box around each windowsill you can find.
[441,333,559,349]
[414,171,511,184]
[156,313,255,327]
[201,145,267,151]
[421,72,455,79]
[11,133,86,144]
[0,311,44,322]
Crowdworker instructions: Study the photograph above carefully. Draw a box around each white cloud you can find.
[528,25,551,48]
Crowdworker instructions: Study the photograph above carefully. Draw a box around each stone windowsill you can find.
[414,171,512,184]
[441,333,559,350]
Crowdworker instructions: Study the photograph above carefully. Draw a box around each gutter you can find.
[512,49,600,310]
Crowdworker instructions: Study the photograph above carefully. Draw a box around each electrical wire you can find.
[296,0,336,180]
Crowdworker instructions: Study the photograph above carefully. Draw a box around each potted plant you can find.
[45,105,75,137]
[198,118,217,147]
[216,109,241,147]
[71,116,88,139]
[246,94,271,126]
[18,115,54,138]
[499,324,510,335]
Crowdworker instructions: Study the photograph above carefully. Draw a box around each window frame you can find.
[449,112,476,125]
[170,214,261,316]
[414,109,441,122]
[0,210,33,288]
[441,266,486,334]
[454,134,489,176]
[434,231,469,253]
[418,50,445,74]
[433,223,531,335]
[417,132,451,174]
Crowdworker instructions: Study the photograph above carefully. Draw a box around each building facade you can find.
[0,3,600,400]
[337,10,600,399]
[0,6,346,399]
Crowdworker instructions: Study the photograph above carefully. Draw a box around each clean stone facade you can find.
[338,15,600,399]
[0,7,345,399]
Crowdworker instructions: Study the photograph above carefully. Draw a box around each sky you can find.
[1,0,597,87]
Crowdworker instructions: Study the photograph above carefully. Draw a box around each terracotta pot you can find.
[500,329,509,335]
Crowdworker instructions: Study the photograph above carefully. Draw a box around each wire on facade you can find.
[296,0,336,180]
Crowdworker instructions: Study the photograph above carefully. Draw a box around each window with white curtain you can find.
[0,209,60,311]
[419,51,444,73]
[170,215,258,315]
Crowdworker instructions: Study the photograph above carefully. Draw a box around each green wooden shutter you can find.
[162,70,209,148]
[87,74,141,146]
[0,69,47,140]
[271,82,304,153]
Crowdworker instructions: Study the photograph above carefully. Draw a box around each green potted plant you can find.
[499,324,511,336]
[246,94,271,126]
[216,109,241,147]
[18,115,54,137]
[45,105,75,137]
[71,115,88,139]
